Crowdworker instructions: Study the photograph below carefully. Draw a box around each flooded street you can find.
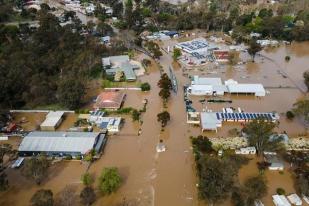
[1,40,309,206]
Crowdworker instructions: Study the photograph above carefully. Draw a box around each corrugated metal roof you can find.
[193,76,222,85]
[201,112,220,130]
[19,131,100,154]
[227,84,265,94]
[40,111,64,127]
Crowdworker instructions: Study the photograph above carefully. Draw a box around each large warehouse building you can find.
[187,76,266,97]
[18,131,107,158]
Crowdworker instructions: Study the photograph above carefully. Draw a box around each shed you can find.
[226,84,266,96]
[200,112,222,132]
[264,152,284,171]
[287,194,302,206]
[40,111,64,131]
[18,131,106,157]
[235,147,256,155]
[272,195,291,206]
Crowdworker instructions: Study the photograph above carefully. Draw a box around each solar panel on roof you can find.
[250,114,254,119]
[227,113,232,119]
[252,114,257,119]
[245,113,250,119]
[216,113,220,120]
[267,114,272,119]
[221,113,224,119]
[238,113,243,119]
[231,113,235,119]
[223,113,228,119]
[235,113,239,119]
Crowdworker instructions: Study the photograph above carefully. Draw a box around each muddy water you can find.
[1,41,309,206]
[0,161,87,206]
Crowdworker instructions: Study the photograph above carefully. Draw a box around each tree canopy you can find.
[30,189,54,206]
[98,167,122,195]
[243,119,282,155]
[22,155,50,185]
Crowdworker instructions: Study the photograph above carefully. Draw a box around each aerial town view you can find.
[0,0,309,205]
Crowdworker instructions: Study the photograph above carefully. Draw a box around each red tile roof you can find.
[94,91,125,109]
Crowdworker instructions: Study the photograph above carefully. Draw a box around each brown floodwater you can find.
[1,41,309,206]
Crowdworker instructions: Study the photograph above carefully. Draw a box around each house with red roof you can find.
[94,91,126,110]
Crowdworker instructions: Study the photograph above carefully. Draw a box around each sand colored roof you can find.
[94,91,125,109]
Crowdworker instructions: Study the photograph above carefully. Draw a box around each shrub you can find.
[276,188,285,195]
[286,110,295,120]
[64,155,72,160]
[75,155,82,160]
[98,167,122,195]
[285,56,291,62]
[140,82,151,91]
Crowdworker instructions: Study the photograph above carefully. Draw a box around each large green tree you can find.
[248,40,262,62]
[22,155,50,185]
[198,157,236,204]
[157,111,170,127]
[57,77,85,110]
[98,167,122,195]
[243,119,281,155]
[293,99,309,123]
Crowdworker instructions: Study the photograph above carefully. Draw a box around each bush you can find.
[64,155,72,160]
[98,167,122,195]
[286,111,295,120]
[75,155,82,160]
[285,56,291,62]
[276,188,285,195]
[140,82,151,91]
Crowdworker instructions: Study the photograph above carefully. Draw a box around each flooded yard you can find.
[1,40,308,206]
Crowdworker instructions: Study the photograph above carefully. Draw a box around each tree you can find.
[31,189,54,206]
[191,136,213,154]
[140,82,151,91]
[198,157,236,204]
[80,187,96,206]
[96,22,114,36]
[228,51,240,65]
[295,170,309,196]
[131,109,141,121]
[244,176,267,201]
[243,119,281,155]
[159,88,171,101]
[157,73,172,90]
[293,99,309,123]
[58,77,85,110]
[81,172,94,187]
[173,48,181,61]
[55,185,77,206]
[98,167,122,195]
[22,155,50,185]
[286,111,295,120]
[248,40,262,62]
[158,73,172,102]
[157,111,170,127]
[0,144,13,191]
[125,0,133,27]
[303,71,309,91]
[232,176,267,206]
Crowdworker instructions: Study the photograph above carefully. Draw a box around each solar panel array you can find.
[180,40,208,51]
[192,52,206,60]
[215,112,276,121]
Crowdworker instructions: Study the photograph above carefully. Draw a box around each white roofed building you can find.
[188,76,266,97]
[18,131,107,158]
[40,111,64,131]
[272,195,291,206]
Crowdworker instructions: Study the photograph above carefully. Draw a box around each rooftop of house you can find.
[94,91,125,109]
